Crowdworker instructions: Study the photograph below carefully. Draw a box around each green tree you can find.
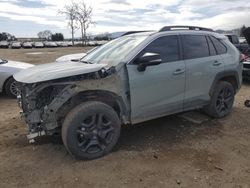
[51,33,64,41]
[240,25,246,37]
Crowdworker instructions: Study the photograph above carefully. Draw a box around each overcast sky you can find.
[0,0,249,38]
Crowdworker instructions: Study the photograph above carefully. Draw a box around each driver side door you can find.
[126,35,186,124]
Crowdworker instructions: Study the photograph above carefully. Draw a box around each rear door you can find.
[182,34,225,110]
[126,35,186,123]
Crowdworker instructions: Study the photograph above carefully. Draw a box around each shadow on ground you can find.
[32,112,223,156]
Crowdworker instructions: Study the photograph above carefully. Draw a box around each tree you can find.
[94,33,111,41]
[0,33,7,41]
[240,25,246,37]
[0,32,16,41]
[51,33,64,41]
[75,0,94,46]
[37,30,52,40]
[59,2,79,45]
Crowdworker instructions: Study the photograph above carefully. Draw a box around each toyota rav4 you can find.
[14,26,242,160]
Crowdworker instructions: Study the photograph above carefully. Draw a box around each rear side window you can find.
[182,35,209,59]
[207,36,217,56]
[140,35,180,63]
[210,36,227,55]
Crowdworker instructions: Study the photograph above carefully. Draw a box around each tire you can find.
[5,77,18,98]
[62,101,121,160]
[204,81,235,118]
[245,100,250,108]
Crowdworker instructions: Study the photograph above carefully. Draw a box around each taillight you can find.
[240,54,248,62]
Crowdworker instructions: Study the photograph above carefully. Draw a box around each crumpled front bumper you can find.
[17,93,46,143]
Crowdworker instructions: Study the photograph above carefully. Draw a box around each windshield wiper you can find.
[80,60,92,64]
[0,59,8,64]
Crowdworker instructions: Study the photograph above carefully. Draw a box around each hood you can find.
[14,61,107,84]
[243,27,250,46]
[1,60,34,69]
[56,53,87,62]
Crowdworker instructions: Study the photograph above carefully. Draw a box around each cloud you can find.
[0,0,249,37]
[0,12,65,28]
[108,0,131,5]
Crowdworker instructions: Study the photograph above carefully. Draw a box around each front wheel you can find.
[5,77,18,98]
[204,81,235,118]
[62,101,121,160]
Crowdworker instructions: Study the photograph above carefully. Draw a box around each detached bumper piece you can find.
[27,131,46,143]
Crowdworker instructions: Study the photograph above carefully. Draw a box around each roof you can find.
[121,26,226,40]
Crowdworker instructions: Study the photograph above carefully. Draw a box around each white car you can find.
[11,42,22,49]
[56,53,87,62]
[34,42,44,48]
[67,41,73,46]
[56,42,68,47]
[55,47,98,62]
[44,41,57,48]
[0,58,33,97]
[0,41,9,48]
[22,42,33,49]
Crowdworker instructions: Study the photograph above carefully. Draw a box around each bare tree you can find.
[75,0,94,46]
[37,30,52,40]
[59,2,79,45]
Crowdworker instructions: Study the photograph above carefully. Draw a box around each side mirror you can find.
[136,53,162,72]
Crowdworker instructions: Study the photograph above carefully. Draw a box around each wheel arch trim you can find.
[57,89,129,125]
[209,70,240,96]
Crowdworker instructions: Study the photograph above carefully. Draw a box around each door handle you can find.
[213,61,222,66]
[173,69,185,75]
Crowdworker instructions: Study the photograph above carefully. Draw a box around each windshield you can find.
[81,35,148,66]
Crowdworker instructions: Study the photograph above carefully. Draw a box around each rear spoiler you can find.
[243,27,250,46]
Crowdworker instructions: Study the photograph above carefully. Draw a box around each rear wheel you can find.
[204,81,235,118]
[62,101,121,160]
[5,77,18,98]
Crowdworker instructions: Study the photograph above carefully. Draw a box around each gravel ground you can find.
[0,48,250,188]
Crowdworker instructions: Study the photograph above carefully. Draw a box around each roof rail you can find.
[121,31,153,36]
[159,26,213,32]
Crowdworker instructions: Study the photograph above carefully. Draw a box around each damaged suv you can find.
[14,26,242,160]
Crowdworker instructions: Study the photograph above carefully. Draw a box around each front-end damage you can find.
[16,67,130,143]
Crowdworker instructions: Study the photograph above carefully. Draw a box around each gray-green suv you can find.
[14,26,242,160]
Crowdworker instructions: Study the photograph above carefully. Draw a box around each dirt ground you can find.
[0,47,92,65]
[1,48,250,188]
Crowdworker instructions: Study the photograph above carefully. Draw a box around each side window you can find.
[207,36,217,56]
[139,35,180,63]
[182,35,209,59]
[210,36,227,55]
